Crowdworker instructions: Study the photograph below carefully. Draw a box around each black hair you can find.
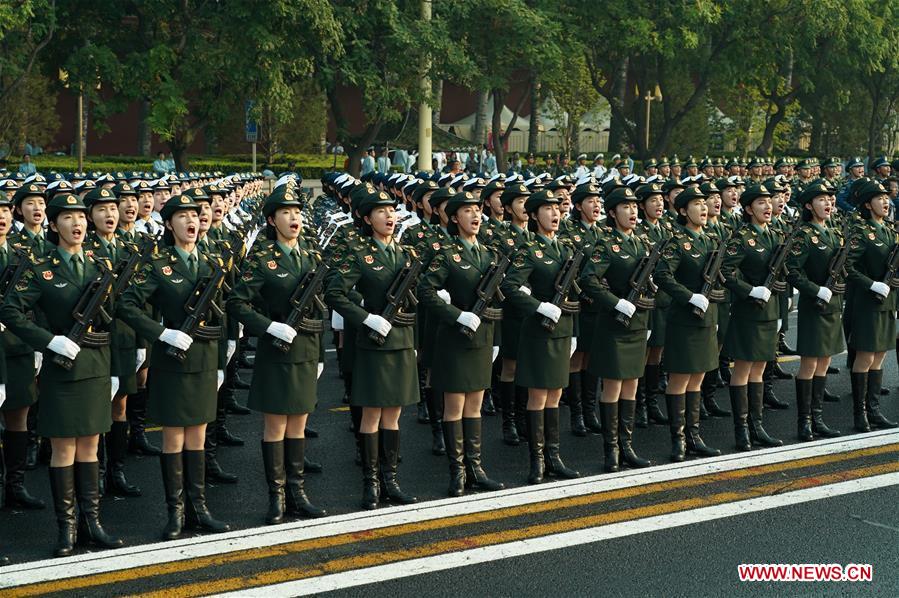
[264,222,278,240]
[858,201,874,220]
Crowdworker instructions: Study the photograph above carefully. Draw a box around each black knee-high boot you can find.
[851,371,871,432]
[75,461,122,549]
[284,438,326,518]
[359,432,379,510]
[581,372,602,432]
[183,450,230,533]
[526,410,545,484]
[425,388,445,456]
[379,429,417,504]
[500,381,520,445]
[730,385,751,451]
[160,453,184,540]
[262,441,286,524]
[643,364,668,424]
[568,372,587,436]
[599,402,619,472]
[666,394,686,462]
[2,429,45,509]
[747,382,783,447]
[106,422,141,497]
[618,399,650,468]
[795,378,814,441]
[442,420,465,497]
[128,387,161,456]
[49,465,77,557]
[544,408,580,479]
[685,391,721,457]
[462,417,503,491]
[811,376,841,437]
[866,370,898,429]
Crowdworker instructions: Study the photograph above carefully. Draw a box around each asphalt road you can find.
[2,309,899,596]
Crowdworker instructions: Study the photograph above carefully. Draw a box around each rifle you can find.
[754,218,804,307]
[368,258,422,346]
[166,249,231,362]
[53,260,116,370]
[272,260,329,352]
[693,236,727,319]
[615,238,671,327]
[877,236,899,304]
[113,233,160,299]
[816,220,852,311]
[0,248,32,303]
[460,253,509,340]
[541,250,584,332]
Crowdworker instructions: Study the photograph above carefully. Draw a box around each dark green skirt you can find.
[341,324,357,373]
[37,376,111,438]
[849,310,896,353]
[725,318,777,362]
[2,353,37,412]
[797,308,844,357]
[114,346,138,396]
[350,348,418,407]
[589,310,649,380]
[716,299,731,345]
[431,344,492,393]
[577,310,599,354]
[500,314,523,360]
[148,369,217,427]
[248,360,317,414]
[515,337,571,389]
[648,306,668,348]
[665,323,718,374]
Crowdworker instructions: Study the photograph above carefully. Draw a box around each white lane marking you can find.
[1,429,896,588]
[213,472,899,597]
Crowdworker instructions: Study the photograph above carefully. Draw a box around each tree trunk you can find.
[431,79,443,129]
[346,147,364,178]
[528,78,540,154]
[808,107,822,156]
[492,89,506,174]
[607,56,629,153]
[138,98,152,156]
[473,90,488,145]
[755,101,788,157]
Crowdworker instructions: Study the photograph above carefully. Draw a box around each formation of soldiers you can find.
[0,150,898,561]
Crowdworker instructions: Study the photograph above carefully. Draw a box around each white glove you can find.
[492,346,499,363]
[317,362,324,379]
[816,286,833,304]
[570,337,578,357]
[871,281,891,298]
[437,289,451,304]
[0,384,6,409]
[537,302,562,323]
[34,352,43,374]
[135,348,147,372]
[688,293,709,313]
[226,340,237,363]
[363,313,392,337]
[614,299,636,318]
[47,336,81,360]
[216,369,225,390]
[456,311,482,332]
[110,377,120,401]
[159,328,193,351]
[518,285,532,296]
[267,321,297,344]
[749,286,771,303]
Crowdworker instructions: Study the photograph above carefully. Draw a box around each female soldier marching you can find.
[1,193,122,557]
[0,192,46,514]
[721,185,784,452]
[228,187,327,523]
[654,187,722,462]
[82,185,143,497]
[785,181,844,441]
[845,180,899,432]
[418,189,505,496]
[501,189,580,484]
[325,187,419,509]
[117,193,230,540]
[579,186,653,471]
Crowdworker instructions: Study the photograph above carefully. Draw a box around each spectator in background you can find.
[483,150,497,176]
[18,153,36,175]
[153,151,170,175]
[393,148,409,173]
[165,152,176,172]
[465,149,480,174]
[361,149,376,176]
[377,148,392,173]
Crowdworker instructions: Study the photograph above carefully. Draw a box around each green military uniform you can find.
[0,241,38,412]
[721,219,781,362]
[324,191,418,408]
[228,241,324,414]
[501,218,575,390]
[579,226,650,380]
[785,219,846,357]
[846,217,898,352]
[654,225,720,374]
[1,217,116,438]
[638,215,675,348]
[418,223,453,369]
[117,241,223,427]
[418,235,498,393]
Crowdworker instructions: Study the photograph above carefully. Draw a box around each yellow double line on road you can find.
[6,443,898,597]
